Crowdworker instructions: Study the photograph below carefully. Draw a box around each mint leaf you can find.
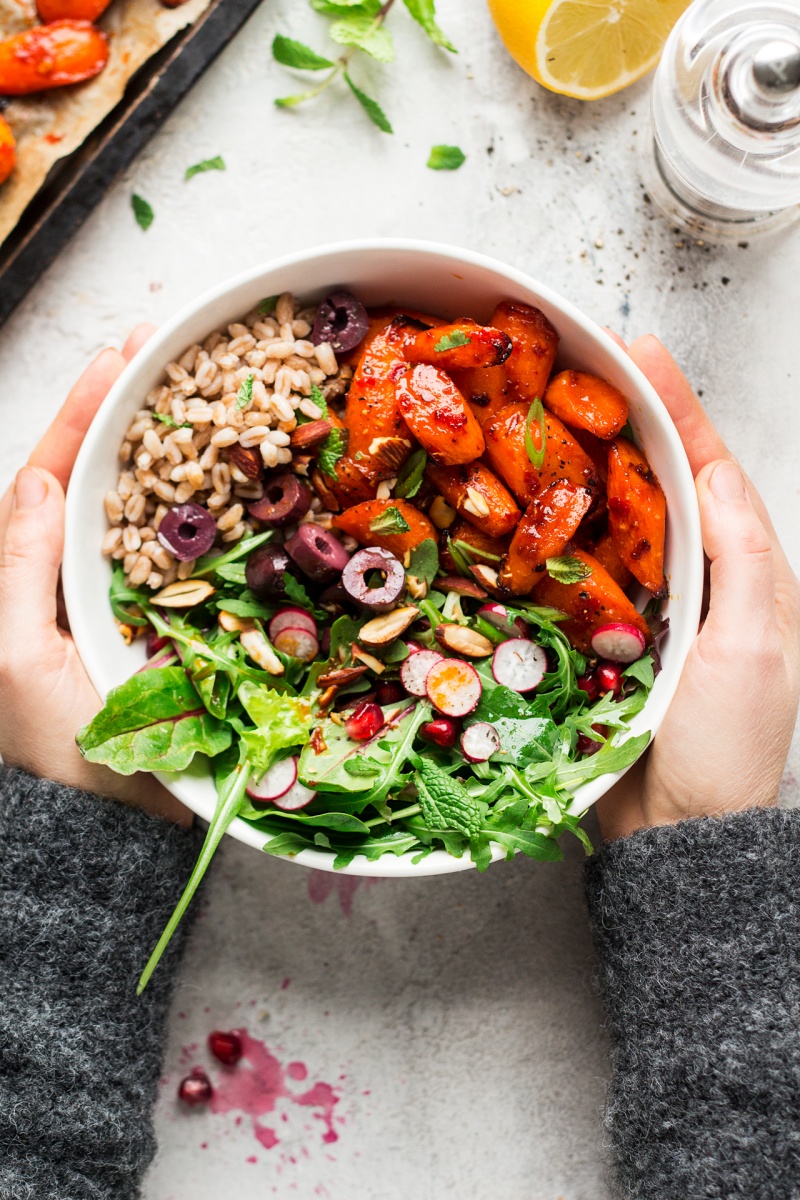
[407,538,439,587]
[259,295,278,315]
[235,373,254,411]
[394,448,426,498]
[185,155,225,181]
[415,758,485,838]
[311,0,381,12]
[272,34,335,70]
[403,0,456,52]
[434,330,471,351]
[369,506,410,535]
[153,412,191,430]
[345,71,393,133]
[132,194,154,231]
[545,556,592,585]
[310,383,328,417]
[331,13,394,61]
[427,145,466,170]
[317,426,348,480]
[525,397,546,469]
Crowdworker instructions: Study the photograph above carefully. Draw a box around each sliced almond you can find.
[405,574,428,600]
[429,495,457,530]
[218,611,256,634]
[240,629,284,675]
[463,487,490,519]
[359,605,419,647]
[351,643,386,674]
[317,665,370,688]
[152,579,216,607]
[434,624,494,658]
[469,563,502,595]
[436,574,488,599]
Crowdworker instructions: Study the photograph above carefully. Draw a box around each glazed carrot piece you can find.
[426,461,520,540]
[0,20,108,94]
[607,437,667,597]
[539,412,604,501]
[570,426,609,484]
[332,499,436,559]
[483,402,542,506]
[339,307,443,367]
[589,529,632,590]
[396,364,485,466]
[0,115,15,185]
[449,364,511,428]
[499,482,593,596]
[545,370,628,440]
[440,519,509,574]
[493,300,559,405]
[402,319,512,372]
[533,550,651,655]
[37,0,111,21]
[344,317,421,480]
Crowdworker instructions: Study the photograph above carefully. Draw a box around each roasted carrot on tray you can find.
[0,116,15,185]
[0,20,108,94]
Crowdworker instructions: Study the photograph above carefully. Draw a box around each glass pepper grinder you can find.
[645,0,800,241]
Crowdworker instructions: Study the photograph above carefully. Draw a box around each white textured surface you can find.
[1,0,799,1196]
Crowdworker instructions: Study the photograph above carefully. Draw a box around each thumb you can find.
[697,459,776,640]
[0,467,65,641]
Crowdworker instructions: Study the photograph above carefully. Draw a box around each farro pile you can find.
[102,292,352,591]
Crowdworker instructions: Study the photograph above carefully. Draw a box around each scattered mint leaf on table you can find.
[132,194,154,231]
[311,0,382,13]
[427,144,466,170]
[235,373,254,411]
[345,71,393,132]
[185,155,226,180]
[331,13,395,61]
[272,34,335,69]
[434,330,470,351]
[403,0,456,52]
[369,506,411,535]
[545,555,592,585]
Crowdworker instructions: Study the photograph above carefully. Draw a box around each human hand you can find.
[0,328,191,826]
[596,336,800,841]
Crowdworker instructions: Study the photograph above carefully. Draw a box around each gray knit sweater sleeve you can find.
[0,766,202,1200]
[585,807,800,1199]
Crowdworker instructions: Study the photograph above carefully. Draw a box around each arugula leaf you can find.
[329,614,365,659]
[434,330,471,352]
[76,667,231,774]
[215,595,273,619]
[394,448,427,498]
[317,426,348,480]
[407,538,439,587]
[262,829,316,858]
[235,373,254,411]
[344,71,393,133]
[369,506,410,535]
[427,145,466,170]
[403,0,456,51]
[132,194,154,231]
[109,565,149,627]
[489,828,563,862]
[283,572,326,619]
[185,155,226,181]
[299,701,429,801]
[344,758,381,777]
[257,809,372,833]
[555,731,650,793]
[272,34,335,69]
[330,13,394,61]
[524,397,546,469]
[191,532,273,579]
[546,555,592,585]
[624,652,655,689]
[238,682,312,774]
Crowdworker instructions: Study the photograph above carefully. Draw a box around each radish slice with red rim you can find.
[461,722,501,762]
[272,779,316,811]
[590,623,646,664]
[272,627,320,662]
[269,607,317,640]
[400,649,443,697]
[492,638,548,692]
[247,757,297,803]
[425,658,482,717]
[477,603,528,639]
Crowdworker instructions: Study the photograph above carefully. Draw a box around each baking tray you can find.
[0,0,263,327]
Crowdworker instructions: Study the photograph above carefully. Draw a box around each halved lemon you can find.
[488,0,690,100]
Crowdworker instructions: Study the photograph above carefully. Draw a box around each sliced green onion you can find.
[524,397,546,469]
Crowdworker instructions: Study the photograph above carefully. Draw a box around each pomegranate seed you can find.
[208,1029,243,1066]
[178,1069,213,1106]
[375,680,406,706]
[345,700,384,741]
[420,717,460,748]
[597,662,624,696]
[577,672,600,701]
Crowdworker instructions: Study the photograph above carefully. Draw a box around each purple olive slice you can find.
[245,544,297,600]
[311,290,370,354]
[157,503,217,562]
[284,524,350,583]
[342,547,405,613]
[248,474,312,528]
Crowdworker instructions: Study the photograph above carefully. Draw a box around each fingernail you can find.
[14,467,47,511]
[709,460,746,504]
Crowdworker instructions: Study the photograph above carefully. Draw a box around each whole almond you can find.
[290,419,333,450]
[226,443,263,479]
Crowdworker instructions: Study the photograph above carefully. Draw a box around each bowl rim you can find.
[63,237,703,877]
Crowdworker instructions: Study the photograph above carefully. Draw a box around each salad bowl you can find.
[63,239,703,878]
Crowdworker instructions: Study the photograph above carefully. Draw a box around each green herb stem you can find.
[364,801,420,829]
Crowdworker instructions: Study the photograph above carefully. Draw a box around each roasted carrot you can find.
[396,364,485,466]
[426,461,520,540]
[492,300,559,405]
[332,499,436,559]
[449,364,511,428]
[339,307,442,367]
[570,426,609,484]
[344,317,419,479]
[37,0,111,21]
[402,319,512,371]
[440,519,509,574]
[533,550,651,655]
[483,402,541,506]
[499,482,593,596]
[607,437,667,597]
[589,529,632,590]
[539,412,604,501]
[0,20,108,94]
[544,370,629,440]
[0,115,15,185]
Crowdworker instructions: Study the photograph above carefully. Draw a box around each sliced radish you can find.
[492,638,548,692]
[426,658,482,718]
[400,649,443,697]
[477,603,528,639]
[269,607,317,641]
[590,622,646,664]
[272,626,320,662]
[461,722,501,762]
[247,757,297,802]
[272,779,317,811]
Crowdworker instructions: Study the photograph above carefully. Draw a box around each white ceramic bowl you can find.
[63,239,703,876]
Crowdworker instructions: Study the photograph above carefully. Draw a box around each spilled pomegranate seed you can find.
[208,1029,243,1066]
[178,1068,213,1106]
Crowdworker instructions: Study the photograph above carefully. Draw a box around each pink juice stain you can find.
[307,871,378,916]
[208,1031,340,1150]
